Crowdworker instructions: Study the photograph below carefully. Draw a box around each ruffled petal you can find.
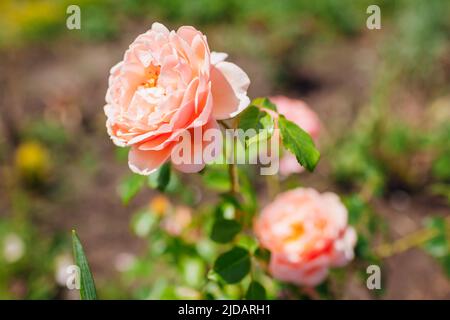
[210,61,250,120]
[128,143,174,175]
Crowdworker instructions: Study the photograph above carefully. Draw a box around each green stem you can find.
[376,226,438,258]
[229,162,239,194]
[265,174,280,200]
[375,216,449,258]
[219,120,240,195]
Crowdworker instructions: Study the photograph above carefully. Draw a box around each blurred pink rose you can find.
[162,206,192,236]
[105,23,250,174]
[270,96,321,176]
[254,188,356,287]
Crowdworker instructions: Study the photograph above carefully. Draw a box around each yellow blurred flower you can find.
[149,195,170,216]
[0,0,62,47]
[14,141,51,179]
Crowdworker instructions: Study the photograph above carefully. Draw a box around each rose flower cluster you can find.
[104,23,356,288]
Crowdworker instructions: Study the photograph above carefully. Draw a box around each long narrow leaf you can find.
[72,230,97,300]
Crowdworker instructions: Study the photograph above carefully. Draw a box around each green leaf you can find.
[207,269,221,282]
[131,210,158,238]
[251,97,277,112]
[202,165,230,192]
[246,281,266,300]
[213,246,251,284]
[315,280,333,299]
[238,105,262,132]
[355,234,376,261]
[236,235,258,253]
[423,217,448,258]
[343,194,367,226]
[210,218,242,243]
[220,193,243,211]
[180,256,206,288]
[147,162,171,192]
[147,278,177,299]
[238,106,274,131]
[278,115,320,172]
[238,105,274,146]
[71,230,97,300]
[430,183,450,204]
[118,174,145,205]
[238,169,258,215]
[248,116,274,146]
[443,254,450,278]
[156,162,171,191]
[254,247,271,263]
[432,151,450,180]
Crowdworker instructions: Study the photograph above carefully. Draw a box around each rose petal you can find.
[151,22,170,34]
[211,61,250,119]
[128,143,174,175]
[269,254,329,287]
[211,51,228,65]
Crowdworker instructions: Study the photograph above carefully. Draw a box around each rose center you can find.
[142,66,161,88]
[285,222,305,242]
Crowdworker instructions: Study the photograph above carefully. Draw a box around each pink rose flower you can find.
[104,23,250,174]
[270,96,321,176]
[254,188,356,287]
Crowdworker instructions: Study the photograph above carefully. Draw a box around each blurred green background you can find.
[0,0,449,299]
